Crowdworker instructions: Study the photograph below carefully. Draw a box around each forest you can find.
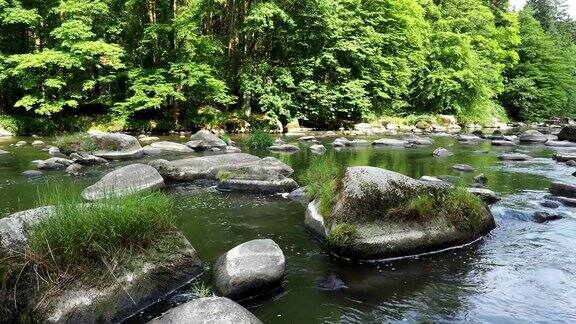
[0,0,575,134]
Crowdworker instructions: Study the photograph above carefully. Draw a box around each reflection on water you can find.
[1,135,576,323]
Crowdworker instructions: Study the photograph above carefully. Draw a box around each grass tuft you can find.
[243,127,274,149]
[54,132,96,154]
[328,223,358,247]
[28,183,175,270]
[300,156,344,221]
[190,281,212,298]
[442,187,487,233]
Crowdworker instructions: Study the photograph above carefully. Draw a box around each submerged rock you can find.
[372,138,407,147]
[433,147,453,157]
[21,170,43,178]
[213,239,285,300]
[452,164,474,172]
[0,207,202,324]
[82,164,165,201]
[533,211,563,223]
[149,297,261,324]
[187,130,227,150]
[491,140,517,146]
[498,153,532,161]
[304,167,495,260]
[268,144,300,152]
[519,130,548,143]
[553,153,576,162]
[545,195,576,207]
[549,182,576,199]
[541,200,561,209]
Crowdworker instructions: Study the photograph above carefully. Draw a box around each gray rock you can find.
[549,182,576,198]
[70,152,108,165]
[346,139,369,147]
[545,195,576,207]
[491,140,517,146]
[81,164,165,201]
[150,141,194,153]
[217,167,299,194]
[310,144,326,154]
[457,134,483,144]
[268,144,300,152]
[0,149,9,154]
[519,130,548,143]
[474,173,488,185]
[36,161,65,170]
[21,170,43,177]
[305,167,495,260]
[533,211,562,223]
[48,146,68,158]
[404,136,433,146]
[31,140,45,146]
[498,153,532,161]
[213,239,285,300]
[15,141,27,147]
[467,187,500,204]
[545,140,576,147]
[151,153,293,182]
[286,187,308,203]
[0,206,54,251]
[567,160,576,167]
[187,130,227,150]
[372,139,407,147]
[541,200,560,209]
[0,128,12,137]
[148,297,261,324]
[91,133,144,160]
[553,153,576,162]
[557,125,576,142]
[420,176,443,182]
[225,146,242,153]
[298,135,316,142]
[433,147,453,157]
[332,138,350,147]
[65,163,83,175]
[143,145,162,156]
[452,164,475,172]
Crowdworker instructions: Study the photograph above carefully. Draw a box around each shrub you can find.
[300,156,344,220]
[242,127,274,149]
[28,184,175,271]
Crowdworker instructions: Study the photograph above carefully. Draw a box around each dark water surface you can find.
[1,134,575,323]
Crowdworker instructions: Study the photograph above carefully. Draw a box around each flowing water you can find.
[1,134,575,323]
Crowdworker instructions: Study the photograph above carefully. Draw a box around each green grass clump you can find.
[243,127,274,149]
[442,187,487,233]
[54,132,96,154]
[301,156,344,221]
[29,185,175,269]
[328,223,358,247]
[220,133,231,145]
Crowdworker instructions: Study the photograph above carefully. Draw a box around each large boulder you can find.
[150,153,293,182]
[304,167,495,260]
[557,125,576,142]
[187,130,227,150]
[149,297,261,324]
[89,133,144,160]
[0,207,202,324]
[213,239,285,300]
[519,130,548,143]
[372,139,407,147]
[549,182,576,198]
[81,164,165,201]
[216,161,299,194]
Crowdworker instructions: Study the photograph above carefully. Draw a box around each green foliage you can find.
[54,132,95,154]
[301,156,344,219]
[328,223,358,247]
[442,187,488,233]
[242,127,274,149]
[29,184,175,270]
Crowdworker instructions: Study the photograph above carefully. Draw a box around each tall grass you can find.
[29,183,175,270]
[243,127,274,149]
[300,156,344,220]
[54,132,96,154]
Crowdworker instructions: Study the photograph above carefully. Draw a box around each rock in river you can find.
[533,211,562,223]
[70,152,108,165]
[310,144,327,154]
[491,140,517,146]
[549,182,576,199]
[0,207,202,324]
[304,167,495,260]
[433,147,453,157]
[150,153,293,182]
[519,130,548,143]
[81,163,165,201]
[91,133,144,160]
[498,153,532,161]
[452,164,474,172]
[467,187,501,204]
[216,163,299,194]
[268,144,300,152]
[213,239,285,300]
[149,297,261,324]
[187,130,227,150]
[553,153,576,162]
[150,141,194,153]
[557,124,576,142]
[372,138,407,147]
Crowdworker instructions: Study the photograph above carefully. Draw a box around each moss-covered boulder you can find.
[304,166,495,260]
[56,133,143,160]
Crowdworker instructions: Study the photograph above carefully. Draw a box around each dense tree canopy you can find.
[0,0,575,131]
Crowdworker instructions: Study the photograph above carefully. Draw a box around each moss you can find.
[442,187,487,233]
[328,223,358,247]
[216,170,231,181]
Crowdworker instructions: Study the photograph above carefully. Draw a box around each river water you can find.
[1,134,575,323]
